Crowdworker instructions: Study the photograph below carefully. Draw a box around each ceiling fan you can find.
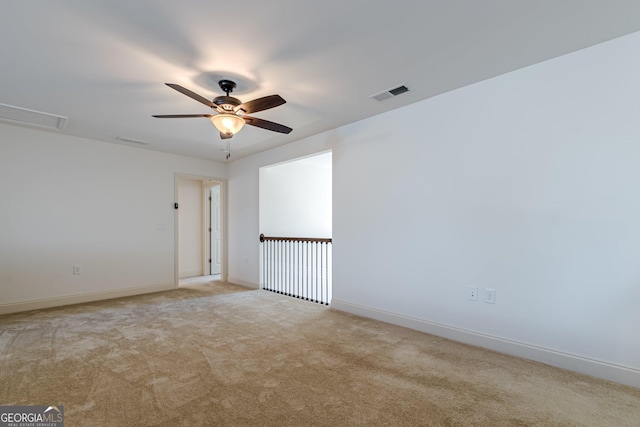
[153,80,292,157]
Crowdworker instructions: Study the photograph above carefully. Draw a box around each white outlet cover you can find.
[485,288,496,304]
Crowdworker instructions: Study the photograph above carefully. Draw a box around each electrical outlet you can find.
[485,288,496,304]
[468,286,478,301]
[73,265,82,275]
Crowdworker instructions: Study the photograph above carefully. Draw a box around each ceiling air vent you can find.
[370,84,410,102]
[0,103,68,131]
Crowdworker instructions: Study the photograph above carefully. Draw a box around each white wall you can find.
[260,153,332,238]
[0,124,225,312]
[178,178,203,279]
[228,31,640,387]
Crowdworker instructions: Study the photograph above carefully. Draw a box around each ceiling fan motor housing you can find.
[213,96,241,112]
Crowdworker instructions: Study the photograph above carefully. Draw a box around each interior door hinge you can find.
[174,203,179,209]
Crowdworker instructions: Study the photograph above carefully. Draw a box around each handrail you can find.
[259,234,332,243]
[260,233,332,305]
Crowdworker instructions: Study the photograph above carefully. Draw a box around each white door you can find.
[210,186,221,275]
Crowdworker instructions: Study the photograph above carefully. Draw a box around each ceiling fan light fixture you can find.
[211,113,245,136]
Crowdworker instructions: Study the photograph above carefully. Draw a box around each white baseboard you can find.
[331,299,640,390]
[0,283,176,315]
[227,276,259,289]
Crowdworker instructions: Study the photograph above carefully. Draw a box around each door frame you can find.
[203,182,222,276]
[174,173,228,287]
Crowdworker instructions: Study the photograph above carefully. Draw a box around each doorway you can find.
[259,151,332,303]
[175,175,226,286]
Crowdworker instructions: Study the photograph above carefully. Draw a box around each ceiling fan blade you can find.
[152,114,214,118]
[220,132,232,140]
[236,95,286,114]
[243,116,293,134]
[165,83,214,108]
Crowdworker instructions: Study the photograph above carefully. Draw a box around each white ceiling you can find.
[2,1,640,162]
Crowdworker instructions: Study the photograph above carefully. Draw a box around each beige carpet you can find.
[1,280,639,426]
